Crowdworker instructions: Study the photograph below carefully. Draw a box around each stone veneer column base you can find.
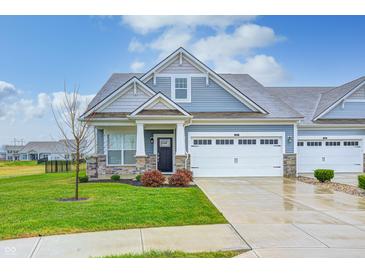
[175,155,190,170]
[363,154,365,173]
[283,153,297,177]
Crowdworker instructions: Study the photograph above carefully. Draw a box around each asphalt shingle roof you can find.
[313,76,365,119]
[87,73,302,119]
[266,87,333,124]
[19,141,73,154]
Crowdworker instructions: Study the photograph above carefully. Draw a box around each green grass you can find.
[103,250,241,258]
[0,160,39,167]
[0,161,44,178]
[0,172,226,240]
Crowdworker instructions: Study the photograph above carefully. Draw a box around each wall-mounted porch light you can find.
[287,136,293,143]
[150,137,154,144]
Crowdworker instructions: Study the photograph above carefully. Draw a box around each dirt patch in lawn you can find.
[297,176,365,197]
[58,197,89,202]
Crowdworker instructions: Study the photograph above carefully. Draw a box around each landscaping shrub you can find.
[111,174,120,181]
[168,169,193,186]
[358,175,365,190]
[314,169,334,182]
[176,169,193,182]
[135,174,142,182]
[141,170,165,187]
[79,175,89,183]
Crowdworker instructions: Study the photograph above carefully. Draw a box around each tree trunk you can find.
[75,143,80,200]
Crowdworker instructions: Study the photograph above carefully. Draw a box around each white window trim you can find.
[153,133,176,173]
[171,75,191,103]
[105,132,137,167]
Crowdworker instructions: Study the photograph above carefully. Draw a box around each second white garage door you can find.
[298,139,363,173]
[190,136,283,177]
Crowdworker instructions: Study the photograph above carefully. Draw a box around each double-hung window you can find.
[107,133,136,165]
[173,76,191,102]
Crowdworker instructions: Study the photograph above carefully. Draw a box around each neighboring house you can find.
[4,145,24,161]
[82,47,365,178]
[18,140,74,161]
[0,151,6,161]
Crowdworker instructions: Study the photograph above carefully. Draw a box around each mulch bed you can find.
[297,176,365,197]
[58,197,89,202]
[82,179,196,188]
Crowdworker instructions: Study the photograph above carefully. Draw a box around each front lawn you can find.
[104,250,241,258]
[0,172,226,240]
[0,161,44,178]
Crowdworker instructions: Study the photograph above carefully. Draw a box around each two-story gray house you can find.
[82,47,365,179]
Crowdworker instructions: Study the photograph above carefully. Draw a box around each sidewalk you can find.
[0,224,249,258]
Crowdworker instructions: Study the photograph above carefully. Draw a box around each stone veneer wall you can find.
[87,154,192,179]
[87,155,139,179]
[283,153,297,177]
[363,154,365,173]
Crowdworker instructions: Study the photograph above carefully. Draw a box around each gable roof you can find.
[18,141,74,154]
[266,87,333,124]
[86,73,143,113]
[313,76,365,120]
[83,76,155,117]
[129,92,191,117]
[140,47,267,114]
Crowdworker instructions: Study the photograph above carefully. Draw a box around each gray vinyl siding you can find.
[159,57,202,74]
[298,129,365,136]
[96,129,104,154]
[147,77,251,112]
[186,125,294,153]
[144,130,174,155]
[146,77,171,97]
[322,102,365,118]
[102,86,151,113]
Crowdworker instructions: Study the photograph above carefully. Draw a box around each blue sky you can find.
[0,16,365,146]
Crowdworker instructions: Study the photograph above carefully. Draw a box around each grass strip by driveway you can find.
[103,250,241,258]
[0,172,226,240]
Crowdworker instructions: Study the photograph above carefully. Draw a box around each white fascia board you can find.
[299,124,365,129]
[130,93,191,117]
[191,118,300,125]
[140,47,267,114]
[314,80,365,120]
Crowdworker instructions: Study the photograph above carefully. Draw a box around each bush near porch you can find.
[359,175,365,190]
[0,171,226,240]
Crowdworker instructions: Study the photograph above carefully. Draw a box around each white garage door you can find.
[190,136,283,177]
[298,139,363,173]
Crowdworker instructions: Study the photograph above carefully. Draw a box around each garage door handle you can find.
[273,166,281,168]
[191,167,199,169]
[355,164,361,165]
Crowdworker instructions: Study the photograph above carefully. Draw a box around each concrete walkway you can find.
[0,224,249,258]
[196,177,365,258]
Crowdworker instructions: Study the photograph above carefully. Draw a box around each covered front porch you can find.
[87,120,190,179]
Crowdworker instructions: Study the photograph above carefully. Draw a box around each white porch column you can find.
[176,122,186,156]
[136,122,146,156]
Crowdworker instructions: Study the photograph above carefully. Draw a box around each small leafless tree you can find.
[52,85,94,200]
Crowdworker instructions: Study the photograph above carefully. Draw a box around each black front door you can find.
[157,138,173,172]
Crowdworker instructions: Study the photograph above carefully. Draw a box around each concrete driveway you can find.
[195,177,365,257]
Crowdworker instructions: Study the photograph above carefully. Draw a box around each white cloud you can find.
[215,55,286,85]
[128,38,145,52]
[130,60,145,72]
[122,16,254,34]
[0,80,19,101]
[122,16,287,84]
[149,27,192,57]
[192,24,281,61]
